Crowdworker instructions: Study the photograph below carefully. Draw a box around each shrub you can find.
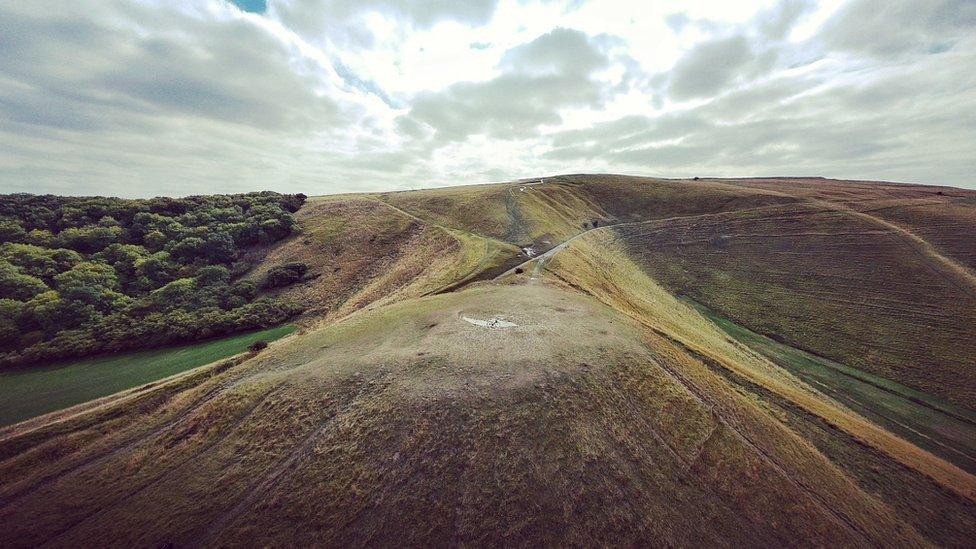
[0,261,49,300]
[263,263,309,289]
[248,340,269,353]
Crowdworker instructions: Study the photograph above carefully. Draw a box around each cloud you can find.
[543,43,976,184]
[399,28,614,142]
[268,0,499,47]
[756,0,815,40]
[668,35,754,100]
[500,27,611,76]
[665,13,691,33]
[0,2,340,133]
[406,73,604,141]
[0,0,375,197]
[1,0,975,196]
[820,0,976,57]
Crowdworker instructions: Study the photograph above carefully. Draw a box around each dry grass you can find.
[2,175,975,546]
[605,201,976,406]
[0,283,954,547]
[247,195,521,326]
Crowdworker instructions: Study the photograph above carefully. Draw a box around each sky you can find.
[0,0,974,197]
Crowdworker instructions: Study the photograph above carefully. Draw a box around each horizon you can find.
[1,1,974,197]
[1,173,972,200]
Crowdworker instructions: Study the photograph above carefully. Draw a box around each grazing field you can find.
[687,298,976,474]
[612,202,976,406]
[0,325,294,427]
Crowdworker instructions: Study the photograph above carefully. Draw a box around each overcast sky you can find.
[1,0,974,197]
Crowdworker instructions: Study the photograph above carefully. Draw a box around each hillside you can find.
[1,175,975,547]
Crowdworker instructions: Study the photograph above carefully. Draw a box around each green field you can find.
[686,299,976,474]
[0,325,295,427]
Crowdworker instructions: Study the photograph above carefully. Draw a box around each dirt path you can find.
[369,196,518,294]
[495,204,799,281]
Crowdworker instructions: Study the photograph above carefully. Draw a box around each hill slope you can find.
[1,175,974,547]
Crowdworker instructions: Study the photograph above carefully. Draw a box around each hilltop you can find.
[1,175,974,547]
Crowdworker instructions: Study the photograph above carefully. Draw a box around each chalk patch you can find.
[462,316,518,329]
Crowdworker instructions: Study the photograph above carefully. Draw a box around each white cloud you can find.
[0,0,974,196]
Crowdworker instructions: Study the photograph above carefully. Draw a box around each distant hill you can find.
[1,175,974,547]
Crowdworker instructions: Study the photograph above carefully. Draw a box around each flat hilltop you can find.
[1,175,975,547]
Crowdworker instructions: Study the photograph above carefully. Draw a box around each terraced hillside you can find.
[1,175,974,547]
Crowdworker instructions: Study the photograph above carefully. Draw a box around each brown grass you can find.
[2,175,975,546]
[605,201,976,406]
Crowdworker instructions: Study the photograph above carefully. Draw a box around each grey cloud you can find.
[544,112,710,161]
[653,1,816,102]
[694,76,815,122]
[821,0,976,57]
[0,2,338,134]
[756,0,815,40]
[501,27,610,76]
[408,73,603,141]
[0,0,364,198]
[400,28,614,142]
[543,41,976,185]
[669,35,753,100]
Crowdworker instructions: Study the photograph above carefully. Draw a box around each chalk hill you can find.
[2,175,975,547]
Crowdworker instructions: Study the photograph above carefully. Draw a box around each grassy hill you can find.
[1,175,974,546]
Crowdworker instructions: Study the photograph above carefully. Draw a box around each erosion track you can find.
[822,200,976,299]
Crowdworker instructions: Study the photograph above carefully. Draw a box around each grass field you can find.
[0,325,295,427]
[687,298,976,474]
[611,202,976,406]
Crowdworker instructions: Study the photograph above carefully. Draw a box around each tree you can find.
[1,243,82,281]
[143,229,169,251]
[134,251,174,286]
[22,290,90,333]
[0,191,305,366]
[143,278,196,312]
[57,225,122,253]
[169,237,205,262]
[263,263,309,289]
[25,229,54,247]
[0,218,26,243]
[54,262,129,315]
[0,260,49,300]
[0,299,24,348]
[202,232,236,263]
[195,265,230,286]
[95,244,148,283]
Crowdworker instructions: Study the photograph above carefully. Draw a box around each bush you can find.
[0,261,49,300]
[263,263,309,289]
[248,340,269,353]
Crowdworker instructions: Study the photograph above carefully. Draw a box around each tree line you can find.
[0,191,308,366]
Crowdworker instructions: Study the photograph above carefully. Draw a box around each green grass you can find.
[0,325,295,427]
[685,298,976,474]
